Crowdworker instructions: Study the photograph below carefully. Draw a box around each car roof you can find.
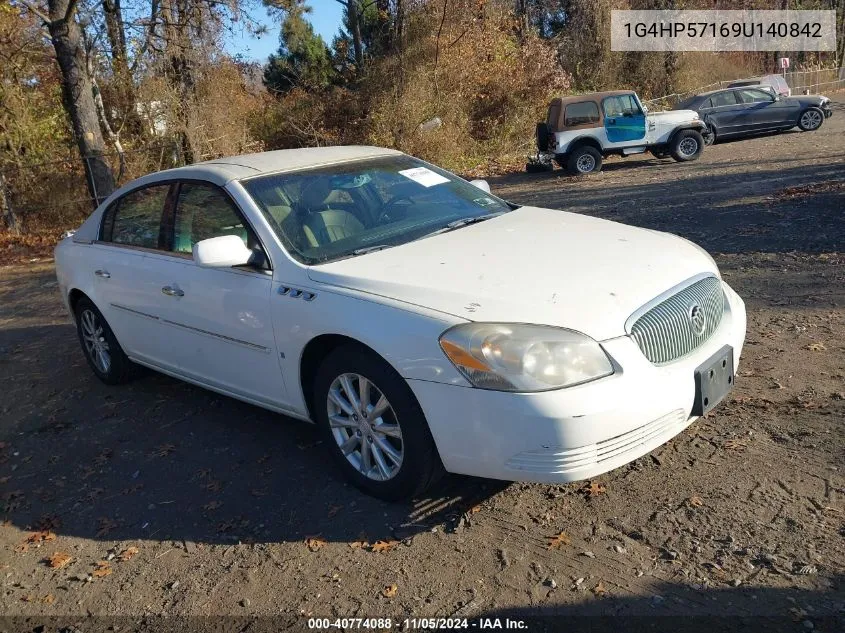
[139,146,404,187]
[552,90,636,105]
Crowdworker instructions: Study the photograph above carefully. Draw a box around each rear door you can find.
[602,94,646,146]
[700,91,746,136]
[143,181,288,408]
[90,183,179,369]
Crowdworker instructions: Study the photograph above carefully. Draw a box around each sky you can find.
[225,0,345,63]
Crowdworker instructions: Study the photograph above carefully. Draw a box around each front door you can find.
[603,94,647,145]
[146,181,288,409]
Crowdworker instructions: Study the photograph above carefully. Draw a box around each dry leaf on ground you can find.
[92,561,112,578]
[25,530,56,545]
[581,482,607,498]
[349,540,370,549]
[382,584,398,598]
[46,552,72,569]
[807,342,827,351]
[118,546,139,562]
[548,531,571,549]
[370,540,400,553]
[723,439,748,451]
[305,536,327,551]
[593,581,608,595]
[689,496,704,507]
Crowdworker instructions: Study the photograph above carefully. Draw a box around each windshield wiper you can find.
[419,212,507,240]
[351,244,393,256]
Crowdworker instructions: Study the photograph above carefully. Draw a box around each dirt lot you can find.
[1,98,844,631]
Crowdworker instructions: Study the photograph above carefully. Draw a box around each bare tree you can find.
[18,0,115,206]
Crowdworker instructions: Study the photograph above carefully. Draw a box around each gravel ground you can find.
[1,97,844,632]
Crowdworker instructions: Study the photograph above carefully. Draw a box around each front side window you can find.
[710,91,739,107]
[564,101,600,126]
[172,183,250,254]
[738,88,775,103]
[103,185,170,249]
[243,156,513,265]
[602,95,642,118]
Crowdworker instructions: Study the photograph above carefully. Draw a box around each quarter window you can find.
[104,185,170,249]
[564,101,600,126]
[172,183,253,255]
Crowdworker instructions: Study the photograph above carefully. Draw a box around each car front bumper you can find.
[409,281,746,484]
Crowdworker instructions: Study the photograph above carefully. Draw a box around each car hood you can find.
[649,109,701,124]
[787,95,829,107]
[306,207,719,341]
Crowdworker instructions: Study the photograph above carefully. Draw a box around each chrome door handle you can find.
[161,286,184,297]
[94,269,110,279]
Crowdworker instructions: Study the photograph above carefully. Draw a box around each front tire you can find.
[798,107,824,131]
[566,146,603,175]
[74,297,135,385]
[670,129,704,162]
[313,344,444,501]
[702,123,716,146]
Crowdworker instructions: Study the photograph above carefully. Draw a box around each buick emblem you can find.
[688,304,706,336]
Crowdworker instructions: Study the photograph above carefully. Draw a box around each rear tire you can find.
[670,129,704,162]
[313,344,444,501]
[74,297,135,385]
[566,146,603,175]
[797,107,824,131]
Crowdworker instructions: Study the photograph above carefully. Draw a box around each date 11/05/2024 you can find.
[307,618,528,630]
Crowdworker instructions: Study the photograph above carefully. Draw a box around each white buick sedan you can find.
[55,146,746,500]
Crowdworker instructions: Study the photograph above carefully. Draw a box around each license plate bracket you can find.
[692,345,735,416]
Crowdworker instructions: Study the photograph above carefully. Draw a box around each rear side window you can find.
[547,102,562,130]
[172,183,252,255]
[564,101,600,126]
[103,185,170,249]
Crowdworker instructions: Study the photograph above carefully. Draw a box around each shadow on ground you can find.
[493,161,845,255]
[474,574,845,632]
[0,320,507,546]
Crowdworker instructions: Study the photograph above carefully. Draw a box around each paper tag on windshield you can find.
[398,167,450,187]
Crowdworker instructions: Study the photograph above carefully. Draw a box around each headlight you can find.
[439,323,614,392]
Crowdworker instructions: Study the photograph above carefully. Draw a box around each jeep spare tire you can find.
[535,122,551,152]
[567,146,603,175]
[670,129,704,162]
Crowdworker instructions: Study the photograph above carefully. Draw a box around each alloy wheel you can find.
[326,373,403,481]
[80,309,111,374]
[800,109,822,130]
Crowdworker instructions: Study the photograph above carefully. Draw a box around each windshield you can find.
[241,155,513,265]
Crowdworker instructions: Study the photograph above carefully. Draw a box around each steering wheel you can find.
[377,193,414,224]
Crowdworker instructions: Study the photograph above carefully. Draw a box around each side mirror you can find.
[193,235,253,268]
[469,179,491,194]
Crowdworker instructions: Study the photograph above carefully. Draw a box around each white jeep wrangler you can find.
[534,90,707,175]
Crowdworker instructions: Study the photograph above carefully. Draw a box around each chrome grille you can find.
[630,276,725,364]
